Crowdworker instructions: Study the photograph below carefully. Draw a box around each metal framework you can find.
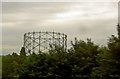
[23,32,67,54]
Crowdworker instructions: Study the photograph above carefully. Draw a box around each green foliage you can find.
[90,24,120,79]
[2,24,120,79]
[20,47,26,56]
[2,52,26,79]
[68,38,99,78]
[90,47,113,79]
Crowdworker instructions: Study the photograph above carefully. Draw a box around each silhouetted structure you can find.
[23,31,67,54]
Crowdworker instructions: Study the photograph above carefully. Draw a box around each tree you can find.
[2,54,20,79]
[91,24,120,79]
[3,24,120,79]
[69,38,99,78]
[20,47,26,56]
[107,24,120,78]
[90,47,113,79]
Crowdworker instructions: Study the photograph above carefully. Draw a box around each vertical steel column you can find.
[33,32,35,53]
[24,33,26,47]
[53,32,54,45]
[39,32,41,53]
[65,35,67,50]
[62,34,64,47]
[58,33,60,47]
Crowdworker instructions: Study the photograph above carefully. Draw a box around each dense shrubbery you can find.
[2,25,120,79]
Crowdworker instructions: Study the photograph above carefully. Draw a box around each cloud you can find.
[2,0,120,2]
[2,2,118,55]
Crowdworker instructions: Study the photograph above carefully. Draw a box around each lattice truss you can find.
[24,32,67,53]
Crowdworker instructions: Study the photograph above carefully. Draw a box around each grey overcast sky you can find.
[2,2,118,55]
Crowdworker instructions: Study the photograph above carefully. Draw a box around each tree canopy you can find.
[2,24,120,79]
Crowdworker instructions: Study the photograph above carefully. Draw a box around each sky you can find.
[1,1,119,55]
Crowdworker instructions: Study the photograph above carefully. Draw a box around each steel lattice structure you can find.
[24,32,67,54]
